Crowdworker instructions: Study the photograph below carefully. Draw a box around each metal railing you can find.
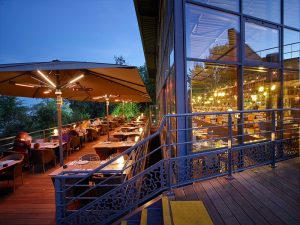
[53,108,299,225]
[0,117,102,153]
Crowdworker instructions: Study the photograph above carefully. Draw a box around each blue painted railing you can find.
[53,108,299,225]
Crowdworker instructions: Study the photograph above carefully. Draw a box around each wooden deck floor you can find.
[0,135,106,225]
[0,137,299,225]
[173,157,300,225]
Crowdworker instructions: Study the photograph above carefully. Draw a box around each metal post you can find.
[56,90,64,166]
[54,177,65,225]
[166,116,172,159]
[106,98,110,140]
[271,110,277,168]
[227,113,233,179]
[122,100,125,118]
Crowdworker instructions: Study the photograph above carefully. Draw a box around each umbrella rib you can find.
[83,70,148,95]
[0,72,28,84]
[84,69,146,88]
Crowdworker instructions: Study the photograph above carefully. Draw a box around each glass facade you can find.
[154,0,299,153]
[243,0,280,23]
[245,22,279,63]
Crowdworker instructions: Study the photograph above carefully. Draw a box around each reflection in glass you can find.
[186,4,240,61]
[284,0,300,29]
[193,0,239,12]
[284,29,300,70]
[187,61,237,112]
[243,0,280,23]
[243,67,280,110]
[283,70,300,139]
[245,22,279,63]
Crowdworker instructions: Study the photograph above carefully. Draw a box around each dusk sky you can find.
[0,0,145,67]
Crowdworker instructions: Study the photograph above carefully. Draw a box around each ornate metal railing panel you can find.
[52,108,299,225]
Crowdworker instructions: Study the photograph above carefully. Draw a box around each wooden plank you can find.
[209,178,254,225]
[242,169,298,207]
[192,182,225,225]
[234,172,298,224]
[216,177,269,225]
[173,187,186,201]
[238,170,299,219]
[201,181,240,225]
[229,175,286,225]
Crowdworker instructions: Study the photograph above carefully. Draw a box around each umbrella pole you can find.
[106,98,110,140]
[122,100,125,118]
[56,91,64,166]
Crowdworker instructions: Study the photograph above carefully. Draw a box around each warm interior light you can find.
[271,84,276,91]
[53,129,58,135]
[263,91,267,96]
[135,136,139,142]
[139,127,143,133]
[258,86,264,92]
[37,70,56,88]
[227,108,233,112]
[43,90,51,94]
[68,74,84,84]
[251,95,258,101]
[116,156,124,164]
[15,83,35,88]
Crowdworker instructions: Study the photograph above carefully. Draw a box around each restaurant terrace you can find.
[0,0,299,225]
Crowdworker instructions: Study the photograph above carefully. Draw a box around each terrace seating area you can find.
[0,115,147,191]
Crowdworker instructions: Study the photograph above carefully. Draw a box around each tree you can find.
[114,55,126,65]
[139,64,155,103]
[111,102,140,119]
[0,96,31,137]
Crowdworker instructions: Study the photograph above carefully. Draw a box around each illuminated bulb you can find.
[68,74,84,84]
[135,136,139,142]
[209,97,213,101]
[263,92,267,96]
[258,86,264,92]
[139,127,143,133]
[217,100,221,103]
[214,93,217,97]
[43,90,51,94]
[53,129,58,135]
[37,70,56,88]
[251,95,258,101]
[271,84,276,91]
[227,108,233,112]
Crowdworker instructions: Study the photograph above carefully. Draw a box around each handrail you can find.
[53,108,299,225]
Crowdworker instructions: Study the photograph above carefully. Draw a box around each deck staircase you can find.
[120,196,213,225]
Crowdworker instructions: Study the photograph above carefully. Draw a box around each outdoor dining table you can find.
[112,131,141,137]
[49,160,132,177]
[0,159,22,172]
[30,142,65,149]
[93,140,136,150]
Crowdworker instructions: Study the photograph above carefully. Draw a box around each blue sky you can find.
[0,0,145,67]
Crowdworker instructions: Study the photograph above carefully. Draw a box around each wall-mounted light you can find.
[258,86,264,92]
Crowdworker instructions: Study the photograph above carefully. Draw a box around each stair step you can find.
[121,220,141,225]
[140,208,163,225]
[170,201,213,225]
[162,197,172,225]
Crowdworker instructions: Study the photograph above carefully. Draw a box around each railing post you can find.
[54,177,65,225]
[271,110,277,168]
[166,116,175,198]
[43,130,46,139]
[227,113,233,179]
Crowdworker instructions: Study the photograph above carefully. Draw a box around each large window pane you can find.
[243,67,280,110]
[284,0,300,29]
[192,0,239,12]
[243,0,280,23]
[243,67,280,142]
[186,4,240,61]
[245,22,279,63]
[284,29,300,70]
[187,61,238,151]
[283,70,300,139]
[187,62,237,112]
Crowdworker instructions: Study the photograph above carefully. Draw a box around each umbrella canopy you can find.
[0,60,151,102]
[0,60,151,166]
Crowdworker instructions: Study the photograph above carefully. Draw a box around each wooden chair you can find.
[86,129,98,141]
[0,153,24,191]
[95,148,115,160]
[70,136,81,151]
[30,149,56,173]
